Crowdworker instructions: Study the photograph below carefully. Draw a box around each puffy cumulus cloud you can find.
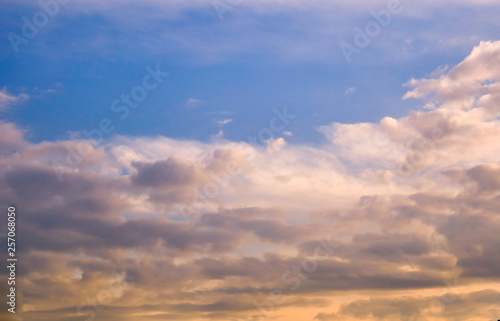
[320,41,500,180]
[0,89,29,153]
[404,41,500,106]
[3,42,500,320]
[0,121,27,154]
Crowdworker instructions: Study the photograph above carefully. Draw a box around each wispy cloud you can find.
[0,88,28,111]
[345,87,356,95]
[185,97,202,108]
[5,0,499,65]
[214,118,233,127]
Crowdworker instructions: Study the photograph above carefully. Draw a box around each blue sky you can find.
[2,0,498,145]
[3,1,500,321]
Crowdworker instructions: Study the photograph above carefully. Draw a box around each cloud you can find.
[132,157,208,188]
[0,121,27,153]
[345,87,356,95]
[315,289,500,321]
[0,87,28,111]
[5,0,500,65]
[2,41,500,320]
[404,40,500,112]
[185,97,202,108]
[316,41,500,179]
[215,119,233,127]
[213,130,224,139]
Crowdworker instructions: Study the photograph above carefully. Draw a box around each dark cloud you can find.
[132,157,206,188]
[1,119,500,320]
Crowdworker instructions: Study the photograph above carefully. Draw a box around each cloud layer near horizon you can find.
[2,41,500,321]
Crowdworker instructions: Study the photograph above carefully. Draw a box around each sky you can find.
[1,0,500,320]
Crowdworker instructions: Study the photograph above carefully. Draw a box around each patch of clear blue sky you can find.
[0,1,498,145]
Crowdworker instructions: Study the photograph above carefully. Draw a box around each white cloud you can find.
[185,97,202,108]
[2,40,500,321]
[213,130,224,138]
[345,87,356,95]
[0,88,28,111]
[0,121,27,153]
[313,41,500,181]
[215,118,233,127]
